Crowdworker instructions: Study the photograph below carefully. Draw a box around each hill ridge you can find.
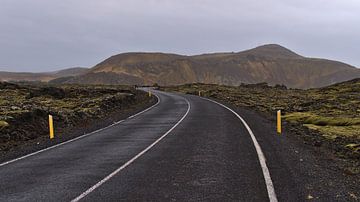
[66,44,359,89]
[2,44,359,88]
[0,67,88,82]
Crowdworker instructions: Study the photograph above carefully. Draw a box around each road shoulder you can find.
[219,100,360,201]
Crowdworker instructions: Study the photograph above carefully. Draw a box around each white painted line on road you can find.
[0,94,161,168]
[200,97,278,202]
[71,97,191,202]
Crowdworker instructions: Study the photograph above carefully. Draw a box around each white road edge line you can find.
[71,97,191,202]
[200,97,278,202]
[0,94,161,168]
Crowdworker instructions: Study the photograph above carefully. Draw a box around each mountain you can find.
[64,44,360,89]
[3,44,359,88]
[0,67,89,82]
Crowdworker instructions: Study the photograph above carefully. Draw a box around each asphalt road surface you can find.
[0,90,302,201]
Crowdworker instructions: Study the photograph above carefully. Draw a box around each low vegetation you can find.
[163,78,360,163]
[0,82,152,152]
[0,121,9,129]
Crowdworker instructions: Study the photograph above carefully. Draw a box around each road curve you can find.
[0,90,285,201]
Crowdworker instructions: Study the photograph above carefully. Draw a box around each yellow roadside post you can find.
[49,115,54,139]
[277,110,281,135]
[148,90,152,97]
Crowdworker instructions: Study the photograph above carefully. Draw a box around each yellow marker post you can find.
[148,90,152,97]
[277,110,281,135]
[49,115,54,139]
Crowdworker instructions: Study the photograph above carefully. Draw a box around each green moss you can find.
[345,143,360,152]
[284,112,360,127]
[0,121,9,128]
[284,112,313,122]
[304,124,360,139]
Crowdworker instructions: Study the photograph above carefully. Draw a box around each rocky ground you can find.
[162,78,360,175]
[0,82,155,160]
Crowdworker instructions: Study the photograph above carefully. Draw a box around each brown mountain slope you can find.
[66,44,360,88]
[52,67,89,78]
[0,67,88,82]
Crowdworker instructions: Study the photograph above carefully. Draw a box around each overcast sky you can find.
[0,0,359,72]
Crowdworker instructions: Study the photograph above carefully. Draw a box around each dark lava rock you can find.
[0,82,20,90]
[27,87,66,99]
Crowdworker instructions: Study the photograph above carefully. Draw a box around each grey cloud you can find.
[0,0,359,72]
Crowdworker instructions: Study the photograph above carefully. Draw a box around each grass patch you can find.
[284,112,360,126]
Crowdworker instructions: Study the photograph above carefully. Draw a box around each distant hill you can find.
[0,67,88,82]
[52,67,89,78]
[64,44,360,89]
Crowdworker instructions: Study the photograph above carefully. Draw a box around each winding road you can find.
[0,90,302,201]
